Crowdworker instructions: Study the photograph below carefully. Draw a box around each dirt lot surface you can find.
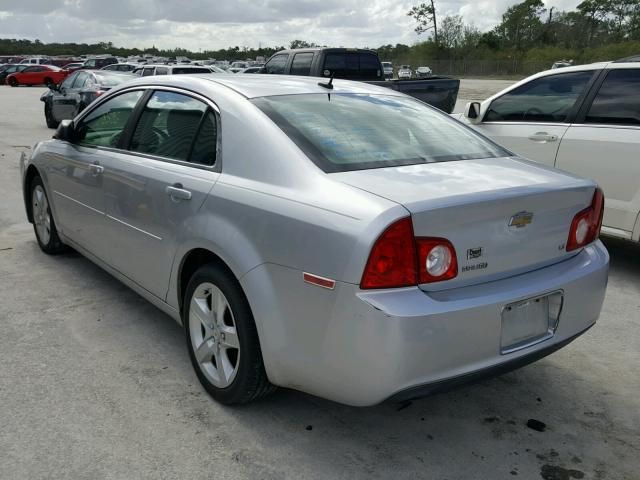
[1,85,638,480]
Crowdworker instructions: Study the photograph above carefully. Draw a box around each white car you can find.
[459,60,640,243]
[398,65,412,79]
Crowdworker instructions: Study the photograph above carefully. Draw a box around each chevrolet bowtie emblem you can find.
[509,211,534,228]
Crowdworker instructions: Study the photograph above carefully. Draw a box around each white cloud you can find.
[0,0,583,50]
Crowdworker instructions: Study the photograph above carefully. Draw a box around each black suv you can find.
[81,57,118,70]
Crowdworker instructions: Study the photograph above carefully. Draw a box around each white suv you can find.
[459,61,640,243]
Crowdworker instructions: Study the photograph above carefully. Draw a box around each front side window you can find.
[60,73,77,89]
[22,66,38,73]
[290,53,314,76]
[84,59,96,68]
[130,91,208,162]
[485,71,593,123]
[75,90,144,147]
[265,54,288,74]
[253,94,508,173]
[72,72,89,88]
[585,69,640,126]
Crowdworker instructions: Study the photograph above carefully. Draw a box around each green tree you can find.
[495,0,546,51]
[439,15,464,49]
[408,1,439,45]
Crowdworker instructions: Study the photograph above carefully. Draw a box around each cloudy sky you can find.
[0,0,580,51]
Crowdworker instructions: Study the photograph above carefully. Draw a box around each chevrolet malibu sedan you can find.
[20,75,609,406]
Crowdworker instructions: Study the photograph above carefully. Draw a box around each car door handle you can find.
[166,184,192,201]
[528,132,558,142]
[89,163,104,175]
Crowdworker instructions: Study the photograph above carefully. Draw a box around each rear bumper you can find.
[386,323,593,403]
[242,241,609,406]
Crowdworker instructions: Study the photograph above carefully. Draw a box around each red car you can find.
[5,65,68,87]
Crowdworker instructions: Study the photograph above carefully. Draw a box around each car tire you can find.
[44,77,53,88]
[8,77,18,87]
[30,175,68,254]
[183,263,276,405]
[44,102,59,129]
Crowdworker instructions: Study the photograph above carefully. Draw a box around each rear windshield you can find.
[253,94,508,173]
[323,53,382,80]
[173,67,211,74]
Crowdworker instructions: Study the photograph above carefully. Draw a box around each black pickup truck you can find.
[260,48,460,113]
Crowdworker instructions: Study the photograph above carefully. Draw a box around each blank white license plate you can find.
[501,292,563,354]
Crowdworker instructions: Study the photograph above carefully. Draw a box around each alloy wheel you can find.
[189,283,241,388]
[32,185,51,245]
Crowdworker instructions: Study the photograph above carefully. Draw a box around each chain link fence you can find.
[423,59,550,77]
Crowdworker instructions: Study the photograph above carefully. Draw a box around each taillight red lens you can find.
[417,238,458,283]
[566,187,604,252]
[360,217,417,289]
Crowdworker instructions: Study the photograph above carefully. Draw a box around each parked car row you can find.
[458,59,640,243]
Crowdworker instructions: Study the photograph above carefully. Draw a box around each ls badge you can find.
[509,211,534,228]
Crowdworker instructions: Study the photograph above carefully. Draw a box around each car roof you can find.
[122,74,404,99]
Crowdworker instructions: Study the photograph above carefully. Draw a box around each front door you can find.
[474,70,596,167]
[101,89,220,299]
[52,71,89,121]
[45,89,145,261]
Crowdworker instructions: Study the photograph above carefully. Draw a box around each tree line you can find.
[1,0,638,68]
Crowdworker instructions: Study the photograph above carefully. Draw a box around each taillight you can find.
[360,217,417,289]
[360,218,458,289]
[566,187,604,252]
[416,238,458,283]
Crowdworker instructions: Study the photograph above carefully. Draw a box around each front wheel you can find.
[184,264,275,405]
[30,175,67,254]
[44,77,53,88]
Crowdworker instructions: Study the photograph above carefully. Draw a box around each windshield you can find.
[253,94,508,173]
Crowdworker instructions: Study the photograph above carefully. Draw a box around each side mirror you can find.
[464,101,482,124]
[54,120,75,142]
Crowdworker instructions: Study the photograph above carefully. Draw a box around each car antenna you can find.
[318,73,334,90]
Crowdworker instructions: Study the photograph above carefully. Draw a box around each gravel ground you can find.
[0,83,638,480]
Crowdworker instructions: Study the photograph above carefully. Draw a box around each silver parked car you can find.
[20,75,609,406]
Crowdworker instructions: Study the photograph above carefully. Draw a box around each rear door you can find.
[556,67,640,237]
[473,70,596,166]
[101,88,220,299]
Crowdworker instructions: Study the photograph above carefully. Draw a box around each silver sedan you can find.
[20,75,609,406]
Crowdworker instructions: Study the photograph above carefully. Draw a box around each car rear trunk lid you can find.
[333,157,597,290]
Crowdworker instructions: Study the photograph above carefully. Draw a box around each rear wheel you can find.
[8,77,18,87]
[183,264,275,405]
[30,176,67,254]
[44,102,59,129]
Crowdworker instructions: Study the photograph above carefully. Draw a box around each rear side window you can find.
[253,94,507,173]
[585,69,640,126]
[155,67,168,75]
[75,90,144,147]
[265,54,289,74]
[290,53,314,76]
[142,67,155,76]
[323,53,382,79]
[130,91,208,162]
[485,71,593,123]
[190,111,218,166]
